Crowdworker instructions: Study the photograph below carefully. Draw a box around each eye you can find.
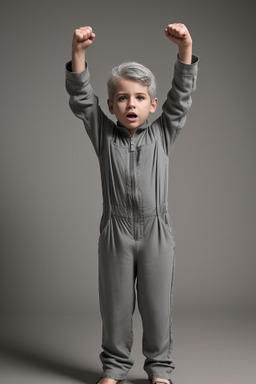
[137,95,145,101]
[117,96,126,102]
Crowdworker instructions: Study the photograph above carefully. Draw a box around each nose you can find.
[127,97,135,109]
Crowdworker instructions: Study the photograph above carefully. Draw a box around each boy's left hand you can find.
[165,23,192,47]
[165,23,192,64]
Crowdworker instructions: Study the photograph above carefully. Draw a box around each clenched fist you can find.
[165,23,192,64]
[165,23,192,46]
[72,26,96,53]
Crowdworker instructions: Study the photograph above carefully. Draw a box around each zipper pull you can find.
[130,138,135,152]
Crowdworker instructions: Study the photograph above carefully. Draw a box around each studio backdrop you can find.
[0,0,255,315]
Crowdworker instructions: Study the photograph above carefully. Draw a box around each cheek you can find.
[116,105,125,113]
[114,106,121,114]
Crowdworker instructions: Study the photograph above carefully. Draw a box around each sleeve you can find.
[152,54,199,156]
[65,61,111,157]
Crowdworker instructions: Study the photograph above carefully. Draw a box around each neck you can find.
[126,127,136,136]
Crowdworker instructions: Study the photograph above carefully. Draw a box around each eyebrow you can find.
[115,92,148,98]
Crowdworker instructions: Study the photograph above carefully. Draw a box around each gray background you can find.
[1,0,255,316]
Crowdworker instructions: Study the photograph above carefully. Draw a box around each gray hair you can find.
[107,61,157,102]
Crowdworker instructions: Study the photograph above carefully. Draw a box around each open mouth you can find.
[127,113,137,120]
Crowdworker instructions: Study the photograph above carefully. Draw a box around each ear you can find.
[107,99,115,114]
[149,98,158,114]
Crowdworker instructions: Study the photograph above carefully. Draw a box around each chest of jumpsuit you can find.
[65,55,199,381]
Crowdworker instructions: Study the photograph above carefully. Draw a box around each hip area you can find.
[99,202,175,243]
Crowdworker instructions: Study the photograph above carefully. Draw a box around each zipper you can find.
[130,137,135,152]
[130,137,138,240]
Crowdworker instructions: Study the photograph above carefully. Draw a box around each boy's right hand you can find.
[71,26,95,72]
[72,26,95,53]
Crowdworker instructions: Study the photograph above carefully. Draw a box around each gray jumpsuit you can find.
[65,55,199,381]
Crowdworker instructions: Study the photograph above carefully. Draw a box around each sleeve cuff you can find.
[65,60,90,85]
[175,54,199,76]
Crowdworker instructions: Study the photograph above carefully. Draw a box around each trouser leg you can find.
[98,216,136,380]
[137,216,176,380]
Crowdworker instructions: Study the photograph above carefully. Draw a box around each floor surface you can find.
[0,312,255,384]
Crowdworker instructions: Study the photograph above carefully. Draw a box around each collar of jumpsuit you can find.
[116,119,149,136]
[116,119,149,152]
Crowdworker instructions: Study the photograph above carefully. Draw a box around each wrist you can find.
[72,48,86,58]
[72,50,86,73]
[178,43,192,64]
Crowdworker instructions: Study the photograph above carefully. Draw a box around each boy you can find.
[65,23,199,384]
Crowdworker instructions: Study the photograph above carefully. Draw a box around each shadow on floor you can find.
[0,342,148,384]
[0,341,100,383]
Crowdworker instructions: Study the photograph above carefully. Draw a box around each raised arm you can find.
[152,23,198,155]
[66,26,111,157]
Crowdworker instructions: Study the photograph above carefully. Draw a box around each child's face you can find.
[108,78,157,134]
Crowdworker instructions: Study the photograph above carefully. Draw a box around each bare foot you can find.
[99,379,124,384]
[152,379,170,384]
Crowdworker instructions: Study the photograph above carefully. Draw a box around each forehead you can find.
[114,78,149,96]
